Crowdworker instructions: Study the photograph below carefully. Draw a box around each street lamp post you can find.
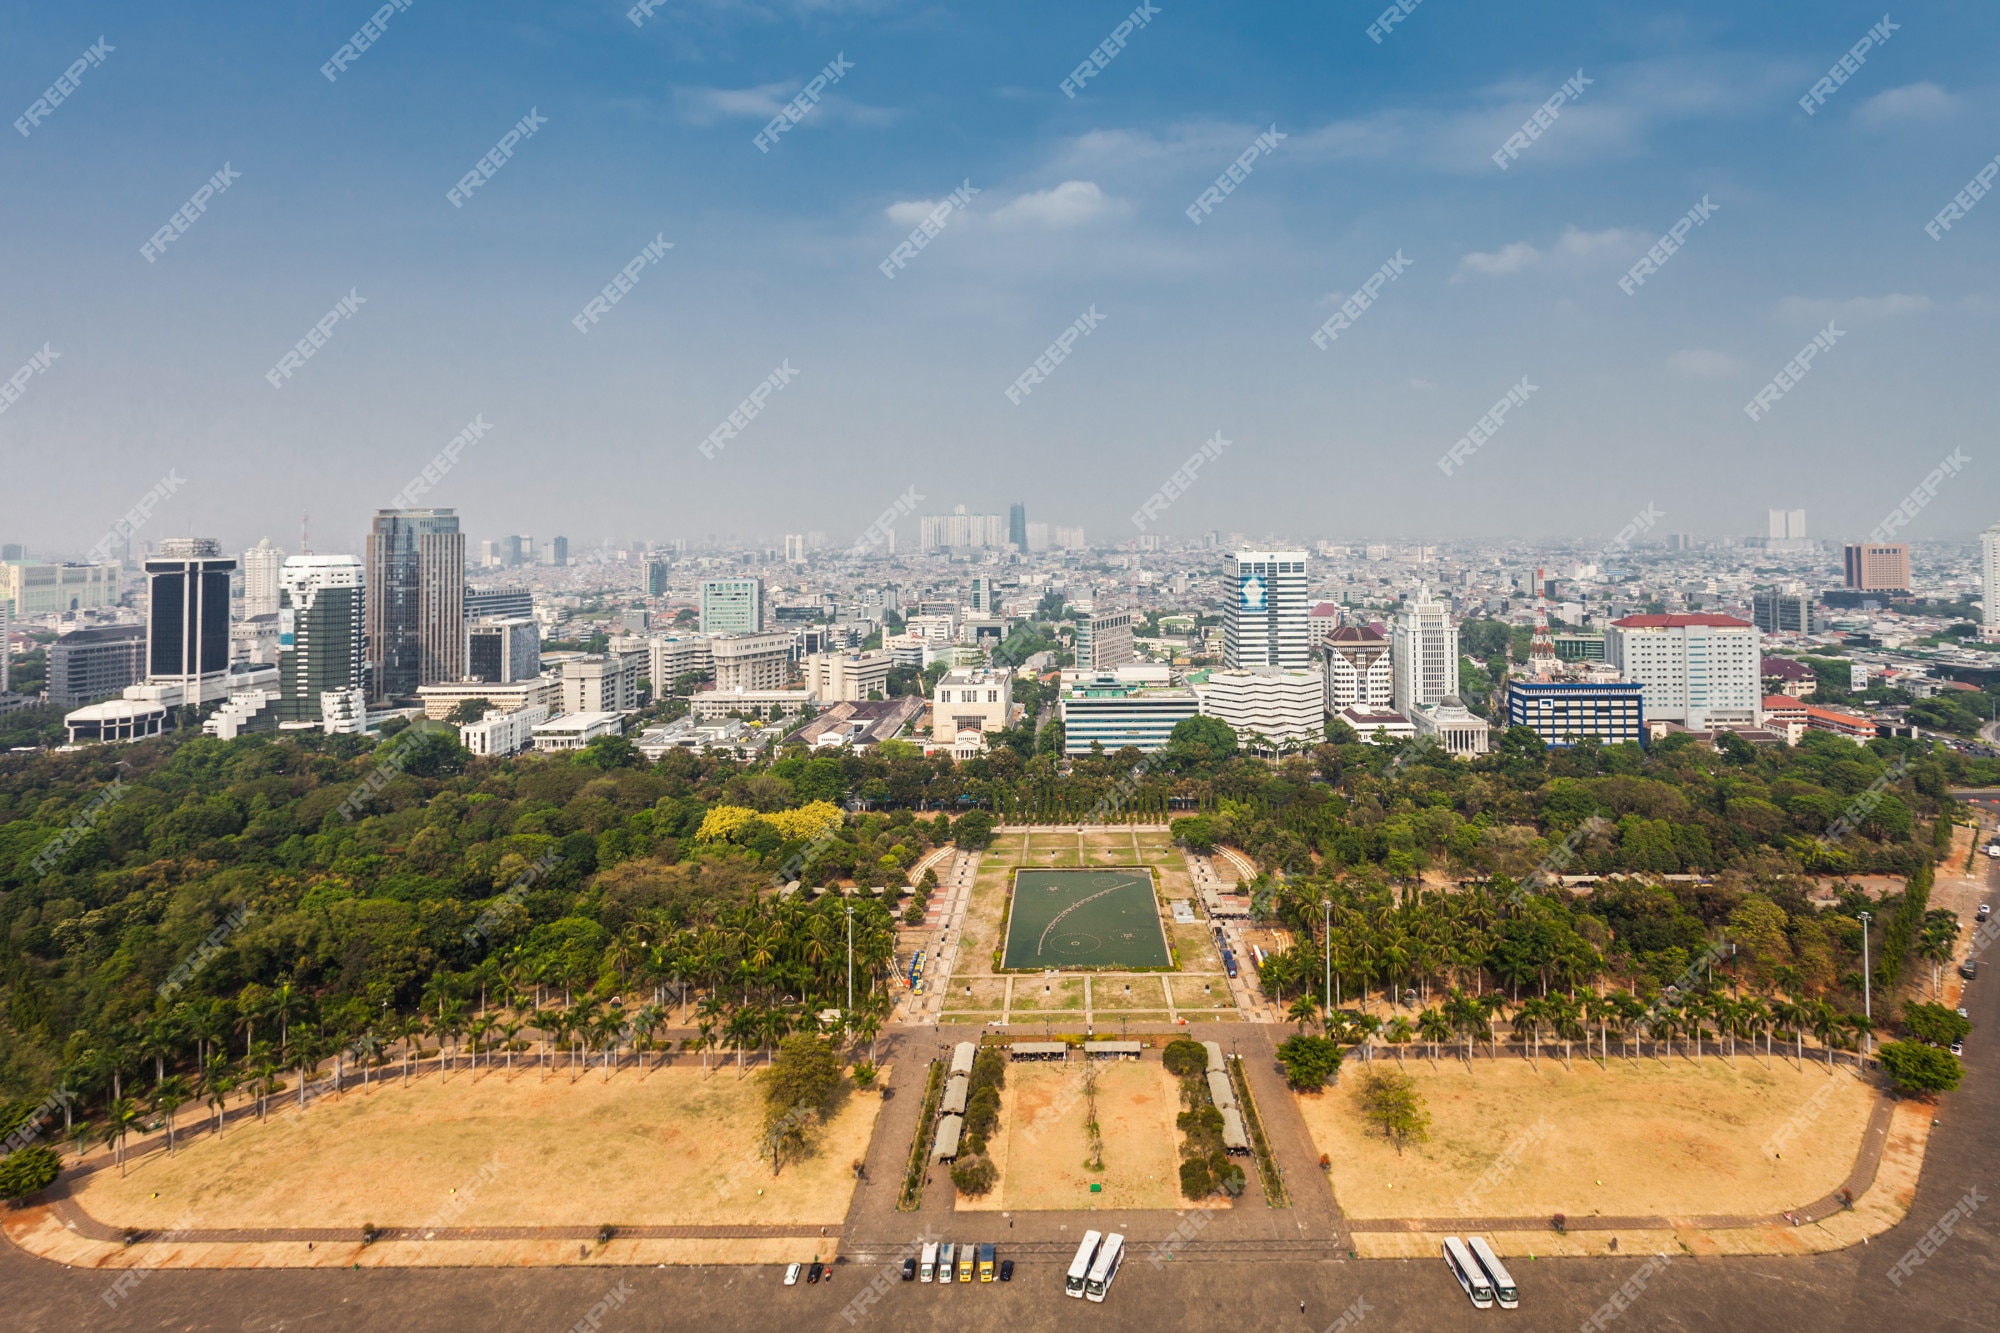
[845,905,855,1046]
[1859,910,1873,1053]
[1323,899,1333,1022]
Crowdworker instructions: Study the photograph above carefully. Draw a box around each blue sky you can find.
[3,1,1995,557]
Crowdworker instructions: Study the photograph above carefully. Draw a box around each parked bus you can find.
[1065,1230,1103,1298]
[1467,1237,1518,1309]
[1084,1232,1125,1302]
[979,1243,996,1281]
[1443,1237,1494,1308]
[919,1242,939,1283]
[939,1243,955,1284]
[957,1242,975,1282]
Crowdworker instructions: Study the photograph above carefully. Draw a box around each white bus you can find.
[1443,1237,1494,1308]
[1065,1230,1103,1298]
[1084,1232,1125,1303]
[919,1241,939,1283]
[1467,1237,1518,1309]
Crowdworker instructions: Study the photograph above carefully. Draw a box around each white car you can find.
[785,1263,802,1286]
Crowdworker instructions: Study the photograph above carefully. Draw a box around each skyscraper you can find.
[146,538,235,695]
[645,555,670,596]
[276,555,366,724]
[1009,502,1027,553]
[1843,542,1911,593]
[1983,523,2000,641]
[551,535,568,567]
[1390,586,1459,716]
[1222,550,1309,670]
[242,537,283,618]
[1766,508,1806,541]
[365,509,464,700]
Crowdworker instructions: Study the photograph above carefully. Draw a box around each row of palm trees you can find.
[1286,984,1877,1073]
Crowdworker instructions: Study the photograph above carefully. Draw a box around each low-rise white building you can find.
[416,674,560,720]
[1195,669,1325,748]
[804,648,891,703]
[461,704,548,756]
[532,711,623,752]
[688,686,812,720]
[931,667,1014,744]
[1410,696,1491,757]
[1338,704,1415,743]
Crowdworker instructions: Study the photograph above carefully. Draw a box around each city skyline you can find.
[4,1,1996,554]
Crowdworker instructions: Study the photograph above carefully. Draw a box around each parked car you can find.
[1951,1041,1965,1056]
[807,1262,823,1284]
[999,1259,1015,1282]
[1980,903,1993,920]
[785,1263,801,1286]
[1961,1006,1971,1019]
[902,1257,917,1281]
[1962,960,1979,981]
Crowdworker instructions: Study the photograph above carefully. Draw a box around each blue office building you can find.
[1505,679,1646,747]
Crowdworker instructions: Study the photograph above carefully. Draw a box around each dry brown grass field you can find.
[957,1058,1184,1212]
[77,1062,885,1231]
[1296,1051,1877,1220]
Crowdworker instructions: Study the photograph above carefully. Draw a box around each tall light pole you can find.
[1323,899,1333,1021]
[1859,910,1873,1051]
[845,905,855,1044]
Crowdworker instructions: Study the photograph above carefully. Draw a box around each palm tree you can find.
[467,1015,494,1077]
[104,1098,143,1175]
[1582,994,1615,1067]
[1771,998,1808,1069]
[1510,998,1542,1068]
[1286,994,1321,1033]
[138,1013,179,1087]
[270,981,306,1055]
[1843,1012,1874,1066]
[352,1029,383,1090]
[1384,1015,1415,1065]
[1809,1001,1841,1070]
[152,1076,191,1156]
[1549,995,1586,1071]
[499,1019,524,1076]
[197,1054,234,1139]
[1417,1008,1451,1068]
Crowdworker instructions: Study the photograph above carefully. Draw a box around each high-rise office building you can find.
[1390,586,1458,716]
[365,509,464,700]
[550,535,568,567]
[784,534,807,564]
[468,618,540,683]
[645,555,670,596]
[276,555,366,724]
[48,624,147,707]
[0,596,8,692]
[1222,550,1309,670]
[1606,613,1761,731]
[1767,508,1807,541]
[701,577,764,633]
[918,507,1008,550]
[1024,521,1050,553]
[1009,503,1027,553]
[1075,609,1135,672]
[242,538,283,618]
[464,586,532,621]
[1751,588,1816,635]
[505,534,532,567]
[1984,524,2000,641]
[146,538,235,694]
[968,576,997,616]
[1323,624,1393,710]
[1843,542,1910,593]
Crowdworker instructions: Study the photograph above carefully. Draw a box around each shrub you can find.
[1275,1034,1343,1091]
[1878,1040,1964,1095]
[950,1155,997,1196]
[1162,1038,1208,1077]
[852,1062,878,1091]
[1902,1001,1971,1048]
[1212,1157,1247,1198]
[1179,1157,1214,1199]
[965,1085,1001,1140]
[0,1144,60,1200]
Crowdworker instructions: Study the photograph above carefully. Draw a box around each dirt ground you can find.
[1297,1053,1878,1221]
[958,1059,1181,1213]
[76,1063,886,1231]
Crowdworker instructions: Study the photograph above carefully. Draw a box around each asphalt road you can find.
[9,854,1999,1332]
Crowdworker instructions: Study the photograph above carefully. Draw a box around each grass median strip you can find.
[898,1059,945,1211]
[1228,1055,1288,1207]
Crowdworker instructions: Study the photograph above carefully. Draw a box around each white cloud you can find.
[1456,226,1647,279]
[1774,293,1934,323]
[1857,82,1957,127]
[1667,349,1742,379]
[674,83,792,124]
[988,181,1118,229]
[884,198,944,227]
